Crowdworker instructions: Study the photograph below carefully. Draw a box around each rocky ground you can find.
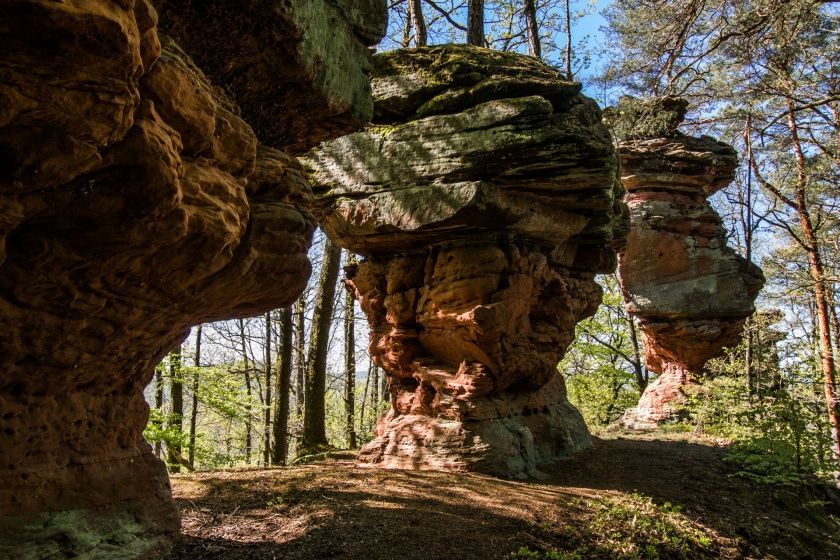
[169,432,840,559]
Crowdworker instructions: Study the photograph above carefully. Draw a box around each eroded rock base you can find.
[0,452,177,559]
[359,377,591,478]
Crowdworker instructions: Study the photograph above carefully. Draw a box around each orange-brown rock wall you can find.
[0,0,384,556]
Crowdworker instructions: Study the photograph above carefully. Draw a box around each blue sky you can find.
[380,0,612,98]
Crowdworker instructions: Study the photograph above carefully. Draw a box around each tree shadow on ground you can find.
[169,436,840,560]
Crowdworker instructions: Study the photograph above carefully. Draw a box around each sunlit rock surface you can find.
[0,0,384,556]
[307,45,628,477]
[613,99,765,426]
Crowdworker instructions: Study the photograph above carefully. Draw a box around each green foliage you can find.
[681,375,831,486]
[583,493,715,559]
[143,407,187,453]
[510,546,568,560]
[562,275,643,428]
[510,493,721,560]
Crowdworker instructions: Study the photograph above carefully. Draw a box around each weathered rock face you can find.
[614,100,765,425]
[307,46,627,477]
[0,0,383,556]
[155,0,388,153]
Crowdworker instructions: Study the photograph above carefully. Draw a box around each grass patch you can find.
[512,492,738,560]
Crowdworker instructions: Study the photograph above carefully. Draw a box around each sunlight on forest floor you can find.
[170,432,840,560]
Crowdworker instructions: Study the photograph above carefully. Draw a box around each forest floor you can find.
[168,431,840,560]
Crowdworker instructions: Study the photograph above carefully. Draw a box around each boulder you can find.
[615,98,765,425]
[307,45,628,477]
[0,0,384,556]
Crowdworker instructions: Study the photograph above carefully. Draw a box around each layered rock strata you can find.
[0,0,383,556]
[614,100,765,425]
[308,46,628,477]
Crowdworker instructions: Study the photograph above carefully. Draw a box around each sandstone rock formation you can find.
[612,98,765,425]
[0,0,383,557]
[307,46,628,477]
[155,0,388,153]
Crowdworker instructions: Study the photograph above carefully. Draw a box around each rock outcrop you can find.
[0,0,384,557]
[612,98,765,425]
[307,46,627,477]
[155,0,388,153]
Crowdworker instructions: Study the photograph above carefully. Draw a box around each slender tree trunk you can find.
[370,364,381,433]
[301,240,343,451]
[271,308,293,465]
[564,0,573,78]
[344,260,358,449]
[402,1,412,47]
[371,363,379,408]
[188,325,201,469]
[742,116,756,396]
[409,0,427,46]
[359,360,371,436]
[523,0,541,58]
[168,345,183,474]
[784,97,840,486]
[295,298,306,417]
[467,0,485,46]
[239,318,252,464]
[625,309,647,393]
[380,365,389,402]
[263,311,272,466]
[154,366,164,458]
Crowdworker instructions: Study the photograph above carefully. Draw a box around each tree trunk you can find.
[523,0,541,58]
[625,309,647,393]
[263,311,272,466]
[409,0,427,46]
[188,325,201,469]
[359,360,371,436]
[295,298,306,417]
[372,363,380,406]
[564,0,572,78]
[238,318,252,464]
[380,365,389,402]
[402,0,412,47]
[467,0,484,46]
[742,116,756,396]
[167,345,183,474]
[344,258,358,449]
[271,307,293,465]
[154,365,164,458]
[784,97,840,486]
[301,239,343,451]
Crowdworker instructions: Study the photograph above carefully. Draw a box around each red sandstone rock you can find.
[0,1,384,556]
[308,46,628,477]
[615,109,765,425]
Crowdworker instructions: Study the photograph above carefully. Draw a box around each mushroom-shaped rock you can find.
[611,97,765,426]
[306,45,628,477]
[0,0,385,556]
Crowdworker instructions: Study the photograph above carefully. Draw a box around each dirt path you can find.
[169,433,840,559]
